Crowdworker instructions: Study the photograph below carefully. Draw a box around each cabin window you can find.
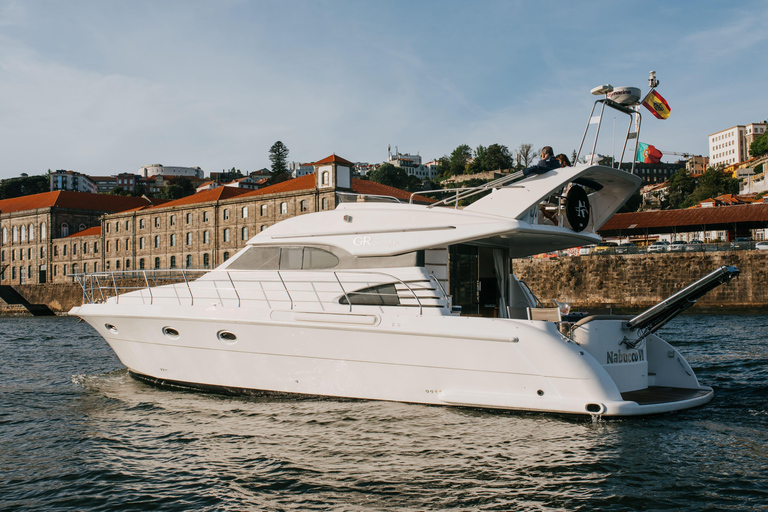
[339,284,400,306]
[226,246,339,271]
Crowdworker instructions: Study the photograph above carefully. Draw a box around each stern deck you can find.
[621,386,712,405]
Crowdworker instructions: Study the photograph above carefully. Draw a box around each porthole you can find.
[105,323,118,334]
[217,330,237,344]
[162,326,180,339]
[537,389,545,396]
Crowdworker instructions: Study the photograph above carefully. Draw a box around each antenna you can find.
[648,70,659,89]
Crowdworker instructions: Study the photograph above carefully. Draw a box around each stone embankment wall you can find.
[1,252,764,315]
[513,251,765,311]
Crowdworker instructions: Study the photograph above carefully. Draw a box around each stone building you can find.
[0,192,161,285]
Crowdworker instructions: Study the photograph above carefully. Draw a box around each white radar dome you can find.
[607,87,641,106]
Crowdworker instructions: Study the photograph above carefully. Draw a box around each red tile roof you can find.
[65,226,101,238]
[311,154,355,166]
[239,174,317,198]
[0,191,159,215]
[599,203,768,235]
[148,185,253,208]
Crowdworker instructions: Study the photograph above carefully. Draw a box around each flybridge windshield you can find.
[336,192,402,204]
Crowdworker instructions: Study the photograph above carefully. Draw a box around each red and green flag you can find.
[637,142,663,163]
[642,90,671,119]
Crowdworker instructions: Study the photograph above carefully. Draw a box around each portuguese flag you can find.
[642,90,671,119]
[636,142,663,163]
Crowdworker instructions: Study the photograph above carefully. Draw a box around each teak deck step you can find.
[621,386,712,405]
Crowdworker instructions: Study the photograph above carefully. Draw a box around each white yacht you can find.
[70,81,738,416]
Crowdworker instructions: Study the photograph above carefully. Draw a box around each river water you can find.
[1,315,766,511]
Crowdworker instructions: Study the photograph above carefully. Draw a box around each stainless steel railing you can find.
[72,269,448,315]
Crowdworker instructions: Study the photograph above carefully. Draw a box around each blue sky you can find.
[0,0,766,179]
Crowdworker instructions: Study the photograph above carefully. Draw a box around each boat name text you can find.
[606,349,644,364]
[352,236,400,247]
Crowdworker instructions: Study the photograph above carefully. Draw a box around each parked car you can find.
[616,242,638,254]
[594,242,618,254]
[730,237,752,250]
[756,241,768,251]
[579,245,596,256]
[667,241,687,252]
[647,241,669,253]
[685,240,703,252]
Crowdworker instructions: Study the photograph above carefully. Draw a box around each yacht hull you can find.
[72,303,713,417]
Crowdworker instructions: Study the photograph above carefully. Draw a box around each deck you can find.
[621,386,712,405]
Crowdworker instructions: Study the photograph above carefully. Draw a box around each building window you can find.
[53,265,57,277]
[125,220,130,230]
[223,251,230,261]
[260,225,266,232]
[83,242,88,253]
[186,213,191,224]
[73,244,78,255]
[53,246,57,257]
[64,264,68,275]
[43,222,50,239]
[322,171,330,185]
[261,205,267,216]
[83,263,88,273]
[203,253,210,268]
[154,217,160,228]
[61,223,68,237]
[115,240,119,252]
[115,260,120,270]
[300,200,308,212]
[154,257,160,269]
[170,215,176,226]
[203,211,209,222]
[105,223,110,233]
[280,202,287,214]
[139,219,145,229]
[223,228,230,242]
[242,206,248,218]
[241,226,248,240]
[139,258,145,270]
[170,256,176,268]
[186,255,192,268]
[94,242,99,253]
[2,227,6,243]
[186,232,192,245]
[114,222,119,233]
[28,224,34,241]
[94,262,98,272]
[12,267,16,279]
[63,245,67,256]
[154,235,160,248]
[139,237,145,249]
[203,231,210,244]
[170,234,176,247]
[223,209,230,220]
[322,197,328,210]
[21,225,26,242]
[125,259,130,269]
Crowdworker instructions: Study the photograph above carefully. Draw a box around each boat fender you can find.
[565,186,590,232]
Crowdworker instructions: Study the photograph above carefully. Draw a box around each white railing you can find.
[73,269,448,315]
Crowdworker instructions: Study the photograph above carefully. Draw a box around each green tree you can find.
[156,177,196,200]
[665,169,695,209]
[268,141,290,184]
[749,132,768,157]
[682,168,739,207]
[0,174,49,199]
[485,143,513,171]
[367,163,409,189]
[449,144,472,176]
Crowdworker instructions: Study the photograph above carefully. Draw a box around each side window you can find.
[339,284,400,306]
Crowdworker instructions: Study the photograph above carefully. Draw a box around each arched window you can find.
[300,200,308,212]
[242,206,249,218]
[223,251,230,261]
[241,226,248,240]
[154,235,160,248]
[203,253,210,268]
[2,227,7,243]
[28,224,34,241]
[80,224,86,233]
[186,232,192,245]
[170,215,176,226]
[322,171,330,185]
[280,202,287,214]
[21,225,26,242]
[139,237,145,249]
[186,213,191,224]
[154,257,160,269]
[13,226,17,242]
[223,209,230,220]
[125,259,130,269]
[170,256,176,268]
[94,262,98,272]
[203,231,210,244]
[261,205,267,216]
[115,260,120,270]
[84,242,89,253]
[139,258,145,270]
[322,197,329,210]
[223,228,230,242]
[83,263,88,273]
[170,234,176,247]
[61,223,68,237]
[185,255,192,268]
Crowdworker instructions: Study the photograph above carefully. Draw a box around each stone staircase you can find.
[0,286,55,316]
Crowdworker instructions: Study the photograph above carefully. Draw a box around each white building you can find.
[49,171,98,194]
[139,164,204,179]
[288,161,315,178]
[387,148,438,180]
[709,123,766,168]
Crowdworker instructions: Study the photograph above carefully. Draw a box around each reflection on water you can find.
[1,315,767,511]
